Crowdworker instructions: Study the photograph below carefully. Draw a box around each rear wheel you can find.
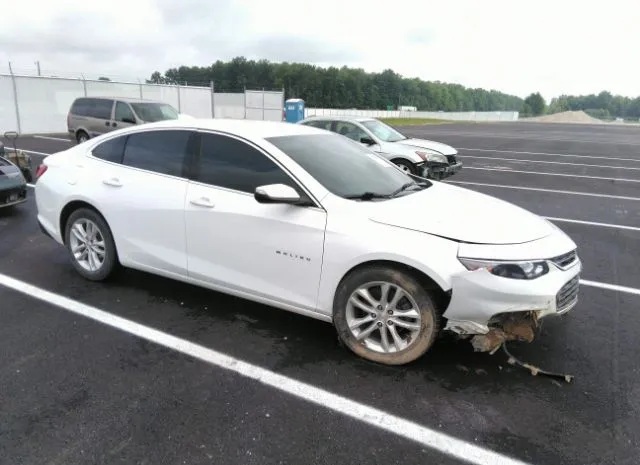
[333,265,440,365]
[76,130,89,144]
[64,207,118,281]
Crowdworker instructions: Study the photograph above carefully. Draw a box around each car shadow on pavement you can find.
[100,266,580,394]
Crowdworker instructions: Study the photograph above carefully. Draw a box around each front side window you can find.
[333,122,369,143]
[122,130,194,177]
[360,119,407,142]
[195,133,296,194]
[130,103,179,122]
[303,120,332,130]
[266,133,416,199]
[115,102,136,122]
[92,135,126,163]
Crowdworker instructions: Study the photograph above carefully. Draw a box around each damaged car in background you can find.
[34,119,579,367]
[0,137,28,210]
[298,115,462,179]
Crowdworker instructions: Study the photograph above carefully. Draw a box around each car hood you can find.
[367,182,555,244]
[390,137,457,155]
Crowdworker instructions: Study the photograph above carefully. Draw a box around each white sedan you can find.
[34,118,581,365]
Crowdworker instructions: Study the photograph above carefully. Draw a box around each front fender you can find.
[380,151,423,164]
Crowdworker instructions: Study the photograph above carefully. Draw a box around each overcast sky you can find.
[1,0,638,102]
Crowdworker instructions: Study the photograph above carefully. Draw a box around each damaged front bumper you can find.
[442,251,581,352]
[422,161,463,180]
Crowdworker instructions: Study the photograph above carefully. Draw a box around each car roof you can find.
[72,96,166,104]
[301,115,377,123]
[108,118,330,139]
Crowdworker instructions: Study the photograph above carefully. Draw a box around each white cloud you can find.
[1,0,638,101]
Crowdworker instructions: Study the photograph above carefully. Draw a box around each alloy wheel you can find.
[69,218,106,272]
[345,281,422,354]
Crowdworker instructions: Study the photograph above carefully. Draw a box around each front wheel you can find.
[333,266,440,365]
[392,159,416,175]
[76,130,89,144]
[64,207,119,281]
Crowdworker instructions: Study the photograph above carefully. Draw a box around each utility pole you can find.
[35,61,41,76]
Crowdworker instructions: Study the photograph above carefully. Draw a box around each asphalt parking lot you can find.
[1,122,639,465]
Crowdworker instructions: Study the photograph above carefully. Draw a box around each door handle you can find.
[190,197,215,208]
[102,177,122,187]
[105,121,110,126]
[112,122,117,127]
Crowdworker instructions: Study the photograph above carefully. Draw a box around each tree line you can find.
[147,57,639,119]
[547,91,640,120]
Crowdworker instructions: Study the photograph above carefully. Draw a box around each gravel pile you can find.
[521,110,603,124]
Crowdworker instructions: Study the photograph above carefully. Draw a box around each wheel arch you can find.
[389,155,419,166]
[331,259,452,316]
[59,200,110,246]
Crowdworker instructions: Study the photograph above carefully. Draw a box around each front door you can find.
[332,121,381,152]
[113,101,138,132]
[184,131,327,311]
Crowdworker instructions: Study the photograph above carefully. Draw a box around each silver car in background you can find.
[298,115,462,179]
[67,97,180,143]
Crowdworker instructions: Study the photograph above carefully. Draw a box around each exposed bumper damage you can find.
[441,251,581,351]
[470,311,540,353]
[440,251,580,382]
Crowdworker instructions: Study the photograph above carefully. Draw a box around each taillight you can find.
[35,163,48,180]
[67,112,71,129]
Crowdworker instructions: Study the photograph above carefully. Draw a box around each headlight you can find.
[415,151,447,164]
[458,257,550,280]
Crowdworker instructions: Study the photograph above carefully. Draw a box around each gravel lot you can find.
[1,122,639,465]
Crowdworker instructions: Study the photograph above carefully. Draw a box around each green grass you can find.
[378,117,460,126]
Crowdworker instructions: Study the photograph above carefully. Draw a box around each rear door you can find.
[86,98,116,137]
[86,128,197,276]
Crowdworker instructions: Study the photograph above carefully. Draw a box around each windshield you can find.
[130,103,179,122]
[266,133,419,199]
[361,119,407,142]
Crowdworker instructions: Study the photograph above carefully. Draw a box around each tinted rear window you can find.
[71,98,113,119]
[91,135,126,163]
[122,130,193,177]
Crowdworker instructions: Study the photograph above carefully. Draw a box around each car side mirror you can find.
[360,136,375,145]
[4,131,19,141]
[254,183,301,204]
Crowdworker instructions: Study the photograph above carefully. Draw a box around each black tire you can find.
[64,207,119,281]
[22,169,33,183]
[76,130,89,144]
[333,265,440,365]
[392,159,416,175]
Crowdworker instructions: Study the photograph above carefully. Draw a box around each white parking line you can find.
[545,217,640,232]
[580,279,640,296]
[418,132,640,146]
[17,148,52,157]
[446,180,640,201]
[0,272,531,465]
[459,147,640,163]
[33,135,72,142]
[464,167,640,183]
[461,155,640,171]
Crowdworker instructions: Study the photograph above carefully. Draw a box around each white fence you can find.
[305,108,519,122]
[0,74,285,134]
